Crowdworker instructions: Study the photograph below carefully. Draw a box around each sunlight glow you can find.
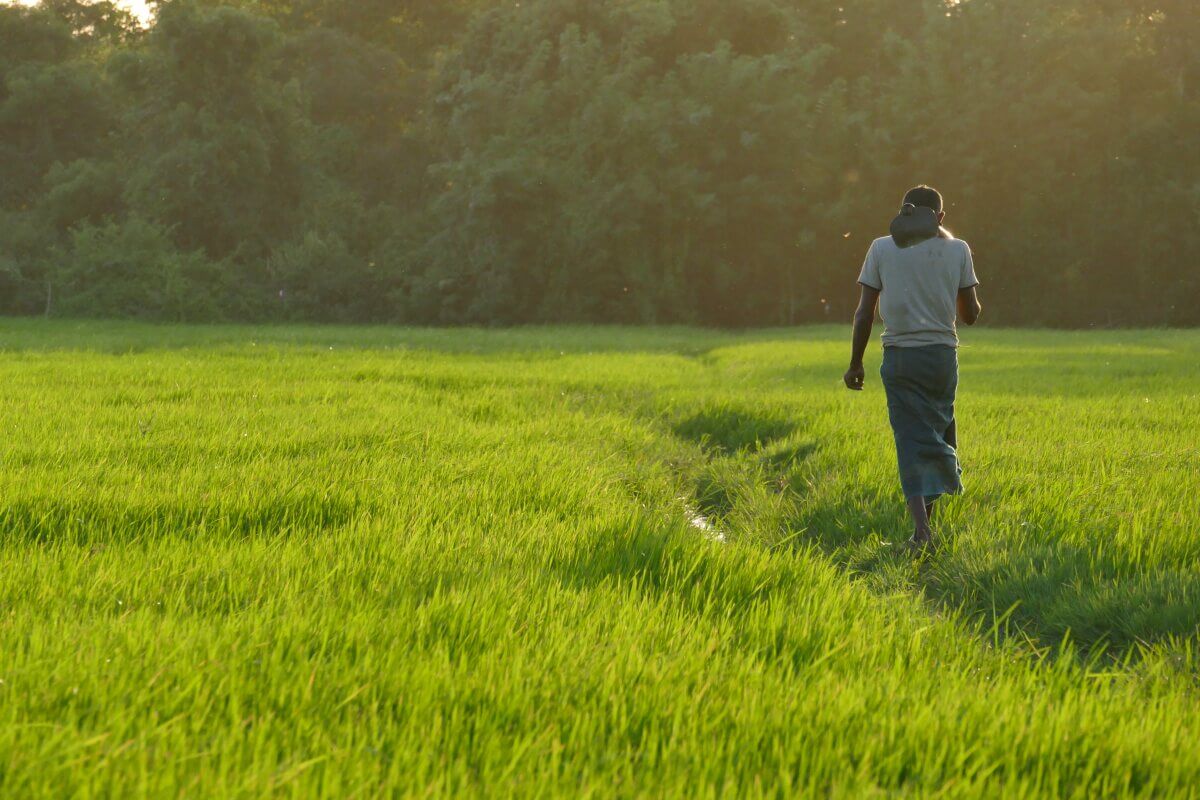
[11,0,152,24]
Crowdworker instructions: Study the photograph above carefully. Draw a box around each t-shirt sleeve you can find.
[959,242,979,289]
[857,242,881,289]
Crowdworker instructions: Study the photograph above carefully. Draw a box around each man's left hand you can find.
[844,364,865,391]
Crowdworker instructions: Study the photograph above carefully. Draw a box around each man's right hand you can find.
[844,363,865,391]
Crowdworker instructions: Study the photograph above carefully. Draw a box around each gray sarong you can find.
[880,345,963,501]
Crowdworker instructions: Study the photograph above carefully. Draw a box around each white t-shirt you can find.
[857,234,978,348]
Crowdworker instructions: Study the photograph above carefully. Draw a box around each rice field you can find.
[1,319,1199,797]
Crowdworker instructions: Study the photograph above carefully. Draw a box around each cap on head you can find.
[902,185,943,214]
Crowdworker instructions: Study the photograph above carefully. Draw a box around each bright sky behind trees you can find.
[12,0,151,23]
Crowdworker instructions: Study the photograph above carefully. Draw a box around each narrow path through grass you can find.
[1,320,1198,796]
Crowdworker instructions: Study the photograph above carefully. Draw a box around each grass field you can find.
[2,320,1199,797]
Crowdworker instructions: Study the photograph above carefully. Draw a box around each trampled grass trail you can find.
[1,320,1199,796]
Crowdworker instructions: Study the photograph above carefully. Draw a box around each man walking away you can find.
[843,185,982,550]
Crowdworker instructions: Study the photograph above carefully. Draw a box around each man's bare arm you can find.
[957,285,982,326]
[844,285,880,390]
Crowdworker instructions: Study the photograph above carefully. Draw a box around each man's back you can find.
[844,184,983,550]
[858,234,978,349]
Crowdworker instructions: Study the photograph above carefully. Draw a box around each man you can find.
[843,185,982,550]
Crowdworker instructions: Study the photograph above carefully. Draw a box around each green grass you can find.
[1,319,1199,797]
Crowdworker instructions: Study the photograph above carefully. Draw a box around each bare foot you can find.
[906,531,935,553]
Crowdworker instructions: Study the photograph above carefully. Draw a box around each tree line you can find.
[1,0,1196,326]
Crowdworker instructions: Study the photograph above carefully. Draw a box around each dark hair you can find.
[902,185,943,213]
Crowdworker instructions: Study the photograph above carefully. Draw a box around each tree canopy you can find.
[1,0,1196,325]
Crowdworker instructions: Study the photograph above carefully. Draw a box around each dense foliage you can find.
[1,0,1196,326]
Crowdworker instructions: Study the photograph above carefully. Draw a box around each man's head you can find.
[903,185,945,223]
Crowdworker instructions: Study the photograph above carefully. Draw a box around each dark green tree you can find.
[0,0,1195,326]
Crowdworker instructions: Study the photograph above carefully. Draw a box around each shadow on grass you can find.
[673,407,816,522]
[554,513,788,611]
[553,513,871,673]
[672,406,796,454]
[666,410,1200,664]
[801,490,1200,661]
[0,494,363,546]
